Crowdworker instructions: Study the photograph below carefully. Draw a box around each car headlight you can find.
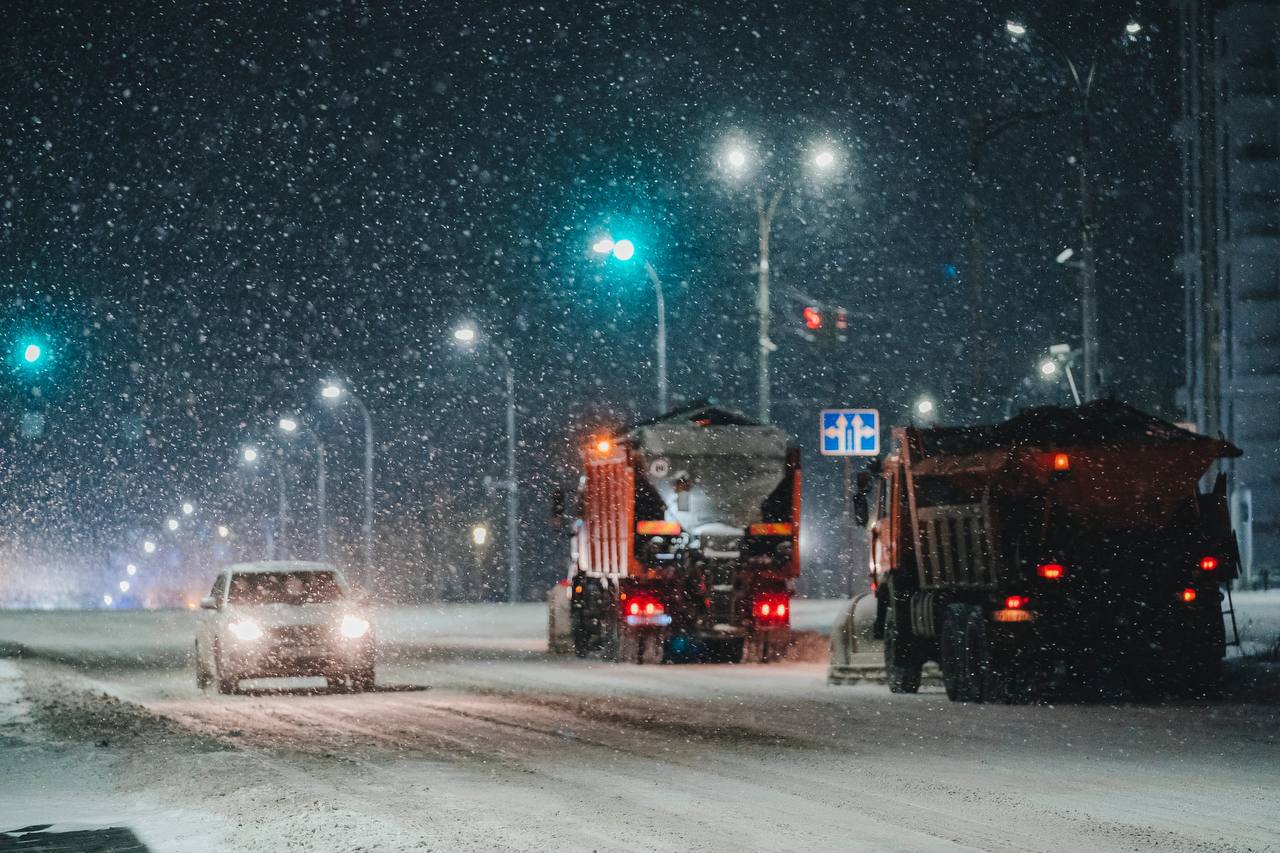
[229,619,263,642]
[340,614,370,639]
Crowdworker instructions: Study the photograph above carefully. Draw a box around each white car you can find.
[194,561,376,694]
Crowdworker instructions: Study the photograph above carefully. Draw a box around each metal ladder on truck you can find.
[1222,583,1241,653]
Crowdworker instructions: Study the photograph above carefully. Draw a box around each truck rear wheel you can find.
[884,595,922,693]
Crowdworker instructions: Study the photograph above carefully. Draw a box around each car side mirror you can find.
[199,595,218,611]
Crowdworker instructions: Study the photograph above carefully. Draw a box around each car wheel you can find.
[351,666,376,693]
[194,642,211,690]
[213,641,238,695]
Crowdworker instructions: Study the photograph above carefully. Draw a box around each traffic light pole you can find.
[496,345,521,604]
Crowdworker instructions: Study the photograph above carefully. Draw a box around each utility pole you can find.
[756,188,783,423]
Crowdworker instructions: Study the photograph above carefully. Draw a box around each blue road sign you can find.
[820,409,880,457]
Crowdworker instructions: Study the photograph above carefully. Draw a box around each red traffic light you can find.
[803,306,822,330]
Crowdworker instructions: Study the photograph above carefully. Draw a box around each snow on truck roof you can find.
[906,400,1241,459]
[226,561,341,575]
[626,400,764,430]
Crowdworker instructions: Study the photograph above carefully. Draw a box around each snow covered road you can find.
[1,601,1278,852]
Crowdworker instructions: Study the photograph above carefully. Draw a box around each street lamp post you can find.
[719,140,839,423]
[243,444,290,560]
[1005,19,1142,402]
[453,326,521,603]
[321,382,376,575]
[591,236,668,413]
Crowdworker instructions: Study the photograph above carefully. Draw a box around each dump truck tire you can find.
[884,594,922,694]
[940,605,969,702]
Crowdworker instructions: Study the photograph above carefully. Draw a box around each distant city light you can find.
[118,580,130,593]
[453,326,477,343]
[217,525,230,538]
[181,501,195,516]
[471,524,489,546]
[166,518,179,531]
[143,540,157,554]
[278,417,299,433]
[611,239,636,261]
[242,446,259,463]
[103,594,113,606]
[126,563,137,576]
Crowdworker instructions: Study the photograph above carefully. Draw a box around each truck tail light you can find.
[1037,563,1065,580]
[1052,453,1070,472]
[1179,588,1197,603]
[622,593,664,617]
[1004,595,1028,610]
[636,520,681,536]
[748,522,793,537]
[754,593,790,623]
[994,595,1033,623]
[1199,556,1218,572]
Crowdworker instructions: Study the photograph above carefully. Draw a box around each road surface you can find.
[1,600,1278,852]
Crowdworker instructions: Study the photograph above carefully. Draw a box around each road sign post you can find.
[821,409,880,595]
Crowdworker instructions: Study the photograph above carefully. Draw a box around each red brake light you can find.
[623,593,664,618]
[1004,595,1028,610]
[803,306,822,330]
[1180,588,1197,603]
[1199,556,1218,572]
[754,593,790,623]
[1052,453,1070,472]
[1037,563,1065,580]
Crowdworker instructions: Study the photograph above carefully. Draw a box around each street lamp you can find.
[1002,18,1143,402]
[915,396,937,419]
[119,580,130,593]
[591,233,669,413]
[471,524,489,546]
[716,135,842,422]
[319,380,376,575]
[143,540,156,554]
[277,415,328,562]
[126,563,137,576]
[452,325,522,603]
[166,518,179,532]
[217,525,230,539]
[182,501,195,516]
[242,446,259,464]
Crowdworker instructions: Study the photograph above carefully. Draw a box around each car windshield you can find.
[227,571,343,605]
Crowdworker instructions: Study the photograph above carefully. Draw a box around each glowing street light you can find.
[166,518,179,531]
[471,524,489,546]
[1040,359,1060,377]
[610,239,635,261]
[217,525,230,538]
[453,326,477,343]
[23,344,42,363]
[118,580,130,593]
[126,563,137,576]
[278,416,299,434]
[242,446,259,464]
[181,501,195,516]
[1006,20,1027,36]
[1125,21,1142,35]
[725,146,748,171]
[143,540,156,554]
[812,147,836,169]
[320,383,342,400]
[591,237,615,255]
[915,396,937,418]
[103,594,113,606]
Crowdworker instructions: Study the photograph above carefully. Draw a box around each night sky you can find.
[1,0,1180,601]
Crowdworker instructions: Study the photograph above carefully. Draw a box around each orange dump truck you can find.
[850,400,1241,701]
[549,403,800,664]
